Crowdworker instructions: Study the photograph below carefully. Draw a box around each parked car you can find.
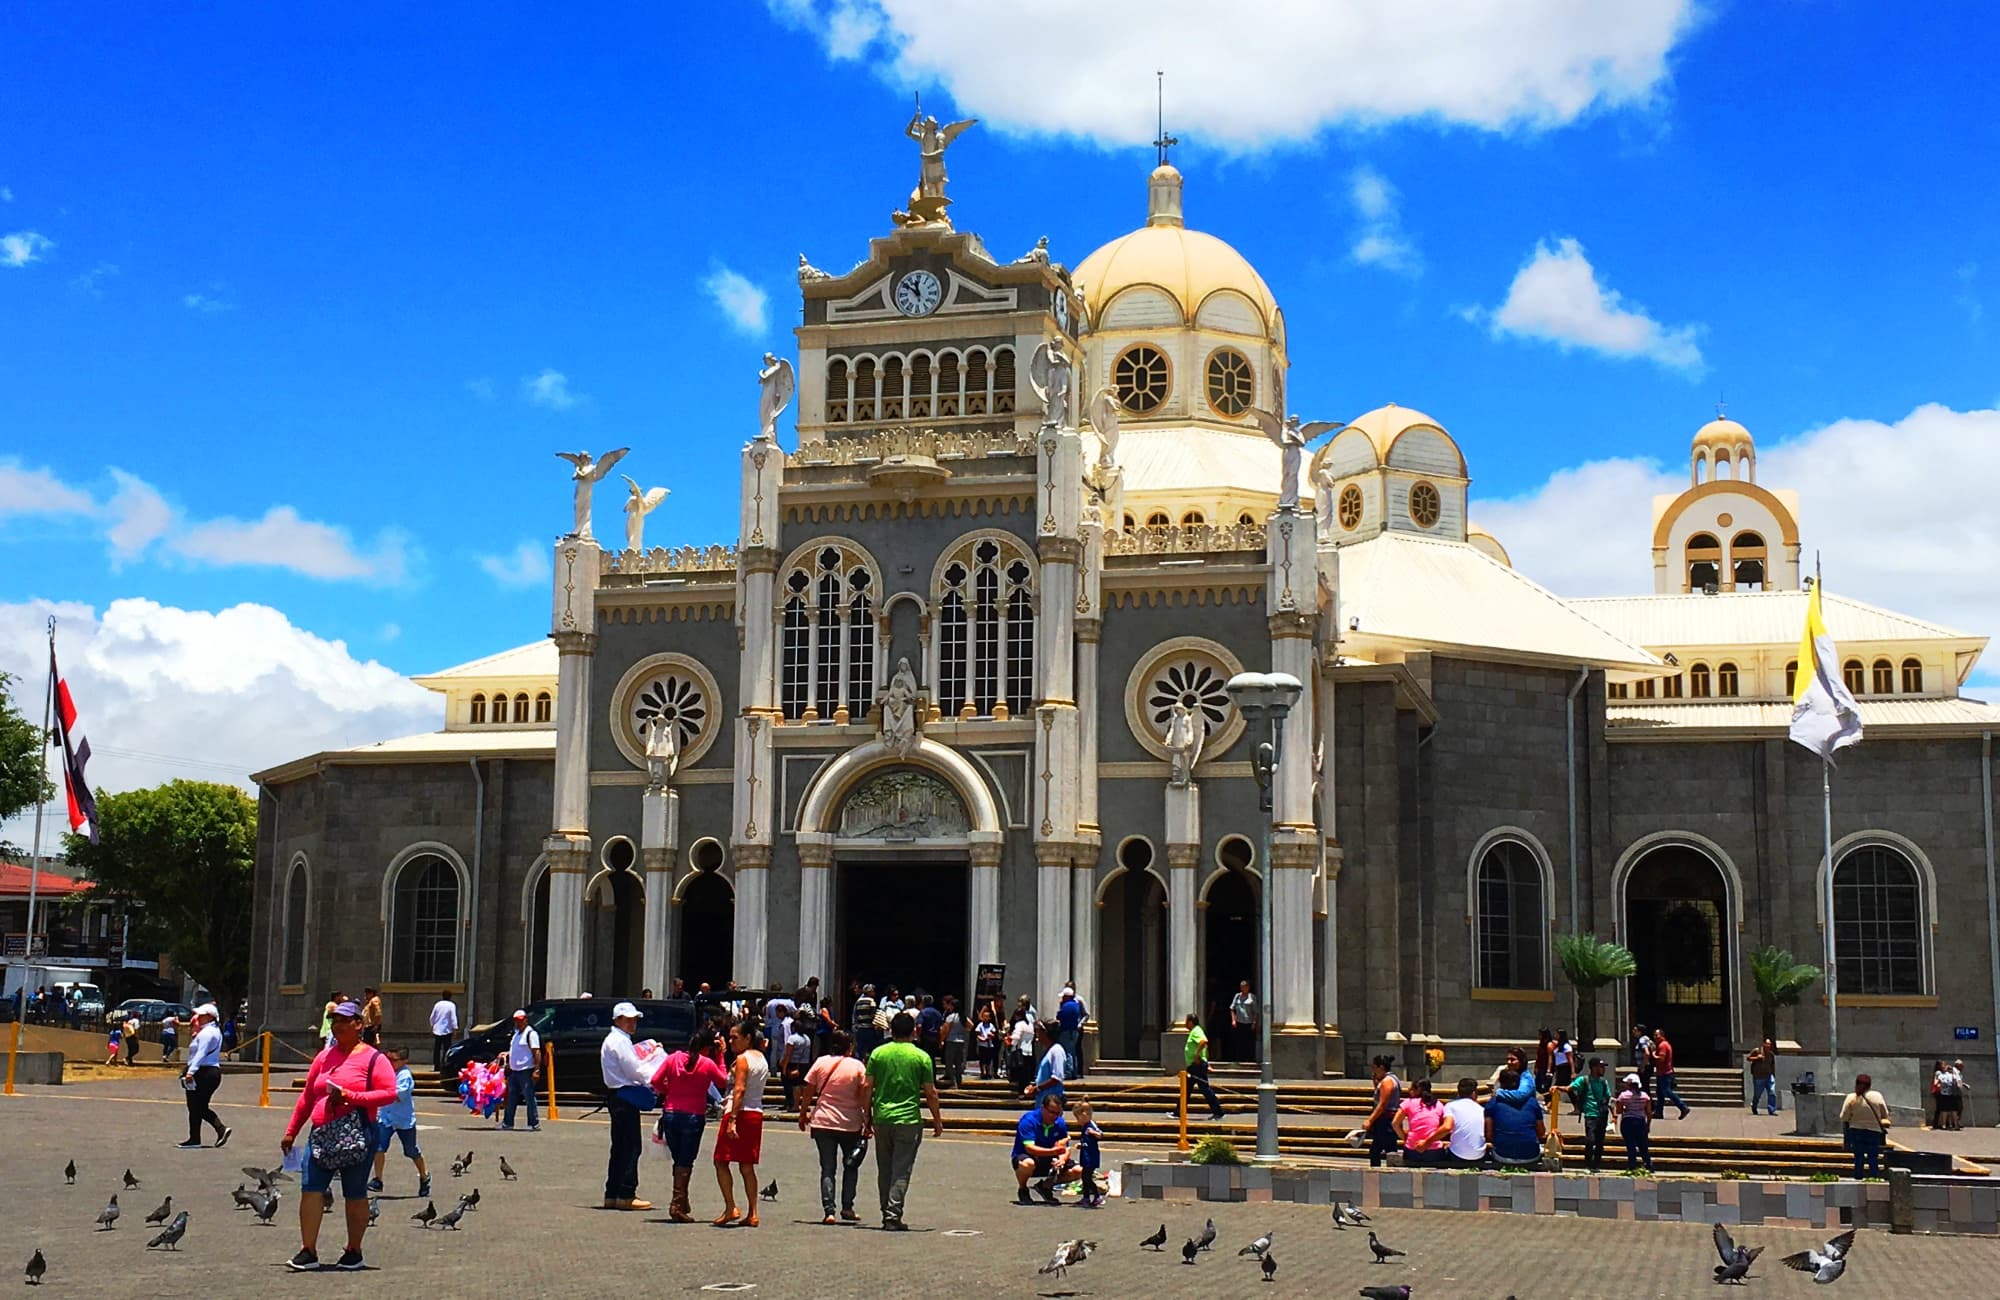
[104,998,191,1027]
[441,997,698,1098]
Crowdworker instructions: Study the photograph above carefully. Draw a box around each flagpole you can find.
[6,618,55,1096]
[1821,758,1838,1076]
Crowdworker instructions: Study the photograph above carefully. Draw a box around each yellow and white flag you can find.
[1789,581,1863,762]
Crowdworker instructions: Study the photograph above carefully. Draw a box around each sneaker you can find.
[367,1178,384,1192]
[528,1123,540,1132]
[176,1140,203,1149]
[286,1249,320,1272]
[839,1208,859,1222]
[418,1174,431,1198]
[882,1219,908,1232]
[334,1249,364,1271]
[216,1126,232,1148]
[498,1124,514,1131]
[1017,1188,1035,1206]
[1035,1177,1060,1205]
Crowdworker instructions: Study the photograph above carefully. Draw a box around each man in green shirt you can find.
[1566,1056,1613,1172]
[862,1011,945,1230]
[1181,1013,1225,1122]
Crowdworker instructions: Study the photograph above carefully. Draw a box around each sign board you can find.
[3,934,49,959]
[1954,1026,1979,1041]
[975,963,1006,1000]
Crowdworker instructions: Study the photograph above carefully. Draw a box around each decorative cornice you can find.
[551,632,597,656]
[1037,536,1082,564]
[969,842,1002,869]
[599,601,735,624]
[1104,584,1263,610]
[1165,843,1201,869]
[1267,838,1319,869]
[1267,611,1316,639]
[600,544,737,577]
[1034,841,1083,867]
[732,843,772,870]
[792,424,1037,466]
[782,493,1033,524]
[1103,521,1265,556]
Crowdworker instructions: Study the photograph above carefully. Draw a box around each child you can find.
[974,1006,999,1080]
[371,1047,432,1197]
[106,1024,123,1066]
[1072,1099,1104,1206]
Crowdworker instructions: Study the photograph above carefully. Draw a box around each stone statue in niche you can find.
[838,768,969,839]
[1164,699,1206,787]
[643,712,680,791]
[879,656,921,759]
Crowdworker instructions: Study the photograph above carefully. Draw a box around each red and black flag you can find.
[52,646,99,845]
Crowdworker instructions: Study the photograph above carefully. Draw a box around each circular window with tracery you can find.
[1337,484,1363,531]
[1204,348,1253,416]
[1123,636,1246,763]
[1409,481,1441,529]
[608,652,723,771]
[1113,344,1170,414]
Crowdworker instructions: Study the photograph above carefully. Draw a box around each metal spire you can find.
[1153,70,1178,166]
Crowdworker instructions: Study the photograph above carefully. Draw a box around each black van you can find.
[442,997,697,1097]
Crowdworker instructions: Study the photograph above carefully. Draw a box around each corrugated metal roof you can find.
[411,640,557,685]
[1117,426,1280,495]
[1338,532,1660,670]
[252,728,555,784]
[1571,591,1980,648]
[1607,696,2000,735]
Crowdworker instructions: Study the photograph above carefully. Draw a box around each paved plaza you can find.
[3,1076,1996,1298]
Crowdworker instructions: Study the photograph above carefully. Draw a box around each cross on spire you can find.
[1154,69,1178,166]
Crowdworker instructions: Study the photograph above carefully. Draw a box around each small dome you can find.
[1342,402,1451,462]
[1467,523,1511,568]
[1693,417,1753,452]
[1075,165,1280,337]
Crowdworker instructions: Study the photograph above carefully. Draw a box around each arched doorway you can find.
[1202,849,1260,1062]
[523,863,549,1005]
[679,872,734,993]
[1624,843,1733,1065]
[583,868,644,998]
[1097,862,1167,1061]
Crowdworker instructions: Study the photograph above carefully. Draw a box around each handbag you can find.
[614,1083,659,1111]
[311,1049,383,1170]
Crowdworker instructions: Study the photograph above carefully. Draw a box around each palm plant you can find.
[1749,946,1820,1046]
[1554,932,1637,1048]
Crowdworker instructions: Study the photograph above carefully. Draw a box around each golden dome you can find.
[1693,417,1752,452]
[1074,165,1280,337]
[1342,402,1455,463]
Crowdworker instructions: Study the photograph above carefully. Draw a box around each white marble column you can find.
[1071,851,1097,1005]
[797,836,833,989]
[733,843,769,989]
[641,786,679,999]
[969,836,1002,997]
[1035,841,1072,1008]
[543,612,598,998]
[1165,782,1200,1022]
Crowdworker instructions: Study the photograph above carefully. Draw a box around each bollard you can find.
[3,1020,20,1097]
[1178,1070,1190,1153]
[1888,1166,1914,1234]
[544,1042,559,1122]
[259,1032,272,1107]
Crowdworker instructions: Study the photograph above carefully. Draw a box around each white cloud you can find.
[0,597,439,842]
[1347,166,1420,274]
[769,0,1698,149]
[181,290,235,313]
[1480,236,1703,372]
[478,541,551,589]
[0,187,13,203]
[104,469,174,561]
[2,230,53,268]
[169,506,413,584]
[524,368,581,410]
[702,263,770,335]
[0,460,96,517]
[1472,403,2000,679]
[72,262,118,297]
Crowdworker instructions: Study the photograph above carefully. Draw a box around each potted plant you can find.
[1554,932,1636,1048]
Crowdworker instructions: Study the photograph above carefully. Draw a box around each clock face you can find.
[894,270,943,317]
[1053,291,1071,333]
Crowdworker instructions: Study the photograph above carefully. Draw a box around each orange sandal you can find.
[713,1208,741,1227]
[744,1212,759,1228]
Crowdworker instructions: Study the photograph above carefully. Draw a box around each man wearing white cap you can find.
[501,1009,542,1132]
[600,1001,654,1210]
[178,1003,232,1149]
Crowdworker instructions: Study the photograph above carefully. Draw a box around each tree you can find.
[0,670,55,854]
[1749,945,1820,1046]
[1555,932,1637,1049]
[63,780,257,1017]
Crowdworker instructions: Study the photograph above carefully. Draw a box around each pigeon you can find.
[460,1150,475,1170]
[1238,1230,1274,1258]
[94,1196,119,1230]
[1038,1239,1096,1279]
[760,1179,778,1201]
[1712,1222,1764,1284]
[1331,1202,1347,1229]
[436,1202,467,1230]
[1337,1201,1371,1226]
[1140,1224,1167,1251]
[145,1196,174,1225]
[122,1169,140,1190]
[1181,1239,1199,1265]
[64,1159,76,1185]
[1358,1289,1412,1300]
[1262,1253,1278,1283]
[498,1156,518,1181]
[231,1184,257,1211]
[367,1197,380,1226]
[1194,1218,1217,1252]
[146,1210,189,1250]
[1368,1231,1405,1264]
[241,1166,287,1190]
[451,1159,466,1178]
[251,1191,281,1225]
[412,1201,438,1228]
[25,1250,46,1286]
[458,1188,481,1212]
[1781,1229,1856,1285]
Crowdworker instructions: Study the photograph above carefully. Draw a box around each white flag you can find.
[1788,582,1863,762]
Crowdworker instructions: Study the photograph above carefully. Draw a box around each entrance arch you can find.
[521,855,550,1004]
[1097,863,1167,1060]
[582,866,645,998]
[1201,860,1260,1063]
[1618,837,1739,1065]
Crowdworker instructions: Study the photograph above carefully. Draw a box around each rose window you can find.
[1147,658,1230,735]
[632,674,706,749]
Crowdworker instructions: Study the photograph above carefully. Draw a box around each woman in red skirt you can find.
[712,1020,770,1226]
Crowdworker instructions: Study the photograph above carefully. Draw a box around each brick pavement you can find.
[2,1077,1995,1299]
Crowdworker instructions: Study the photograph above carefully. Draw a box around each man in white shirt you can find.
[599,1001,654,1211]
[177,1003,231,1149]
[500,1009,541,1132]
[1444,1076,1491,1167]
[428,992,459,1076]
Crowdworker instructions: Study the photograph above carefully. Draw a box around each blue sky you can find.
[2,2,1996,805]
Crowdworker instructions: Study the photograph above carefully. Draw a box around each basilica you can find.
[251,127,2000,1092]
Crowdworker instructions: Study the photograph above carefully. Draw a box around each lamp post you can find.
[1224,669,1303,1163]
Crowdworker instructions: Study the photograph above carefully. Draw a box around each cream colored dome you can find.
[1074,165,1279,336]
[1693,416,1752,452]
[1342,402,1453,462]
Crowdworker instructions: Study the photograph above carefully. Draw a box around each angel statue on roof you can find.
[622,477,669,552]
[555,447,630,540]
[1251,410,1341,511]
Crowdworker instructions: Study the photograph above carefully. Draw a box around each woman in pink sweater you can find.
[280,1000,399,1272]
[652,1023,729,1223]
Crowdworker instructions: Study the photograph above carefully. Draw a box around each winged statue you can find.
[1086,387,1121,469]
[621,476,670,552]
[1028,340,1073,431]
[555,447,630,540]
[1251,410,1341,511]
[757,353,796,443]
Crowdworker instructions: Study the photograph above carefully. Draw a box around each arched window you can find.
[1686,533,1721,591]
[1122,513,1136,532]
[1661,673,1684,699]
[1180,510,1206,526]
[1145,511,1171,528]
[1475,839,1546,989]
[1716,662,1739,698]
[1833,844,1925,995]
[936,535,1035,719]
[1113,343,1170,413]
[825,358,849,423]
[1842,659,1865,694]
[388,852,461,984]
[1785,661,1798,696]
[513,693,530,724]
[936,351,963,417]
[908,352,933,418]
[852,357,877,421]
[1901,658,1923,694]
[534,691,552,723]
[992,346,1016,413]
[778,541,877,722]
[280,858,309,988]
[1870,659,1893,695]
[1236,511,1257,528]
[469,693,486,725]
[1688,663,1711,698]
[1730,531,1766,590]
[963,349,988,415]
